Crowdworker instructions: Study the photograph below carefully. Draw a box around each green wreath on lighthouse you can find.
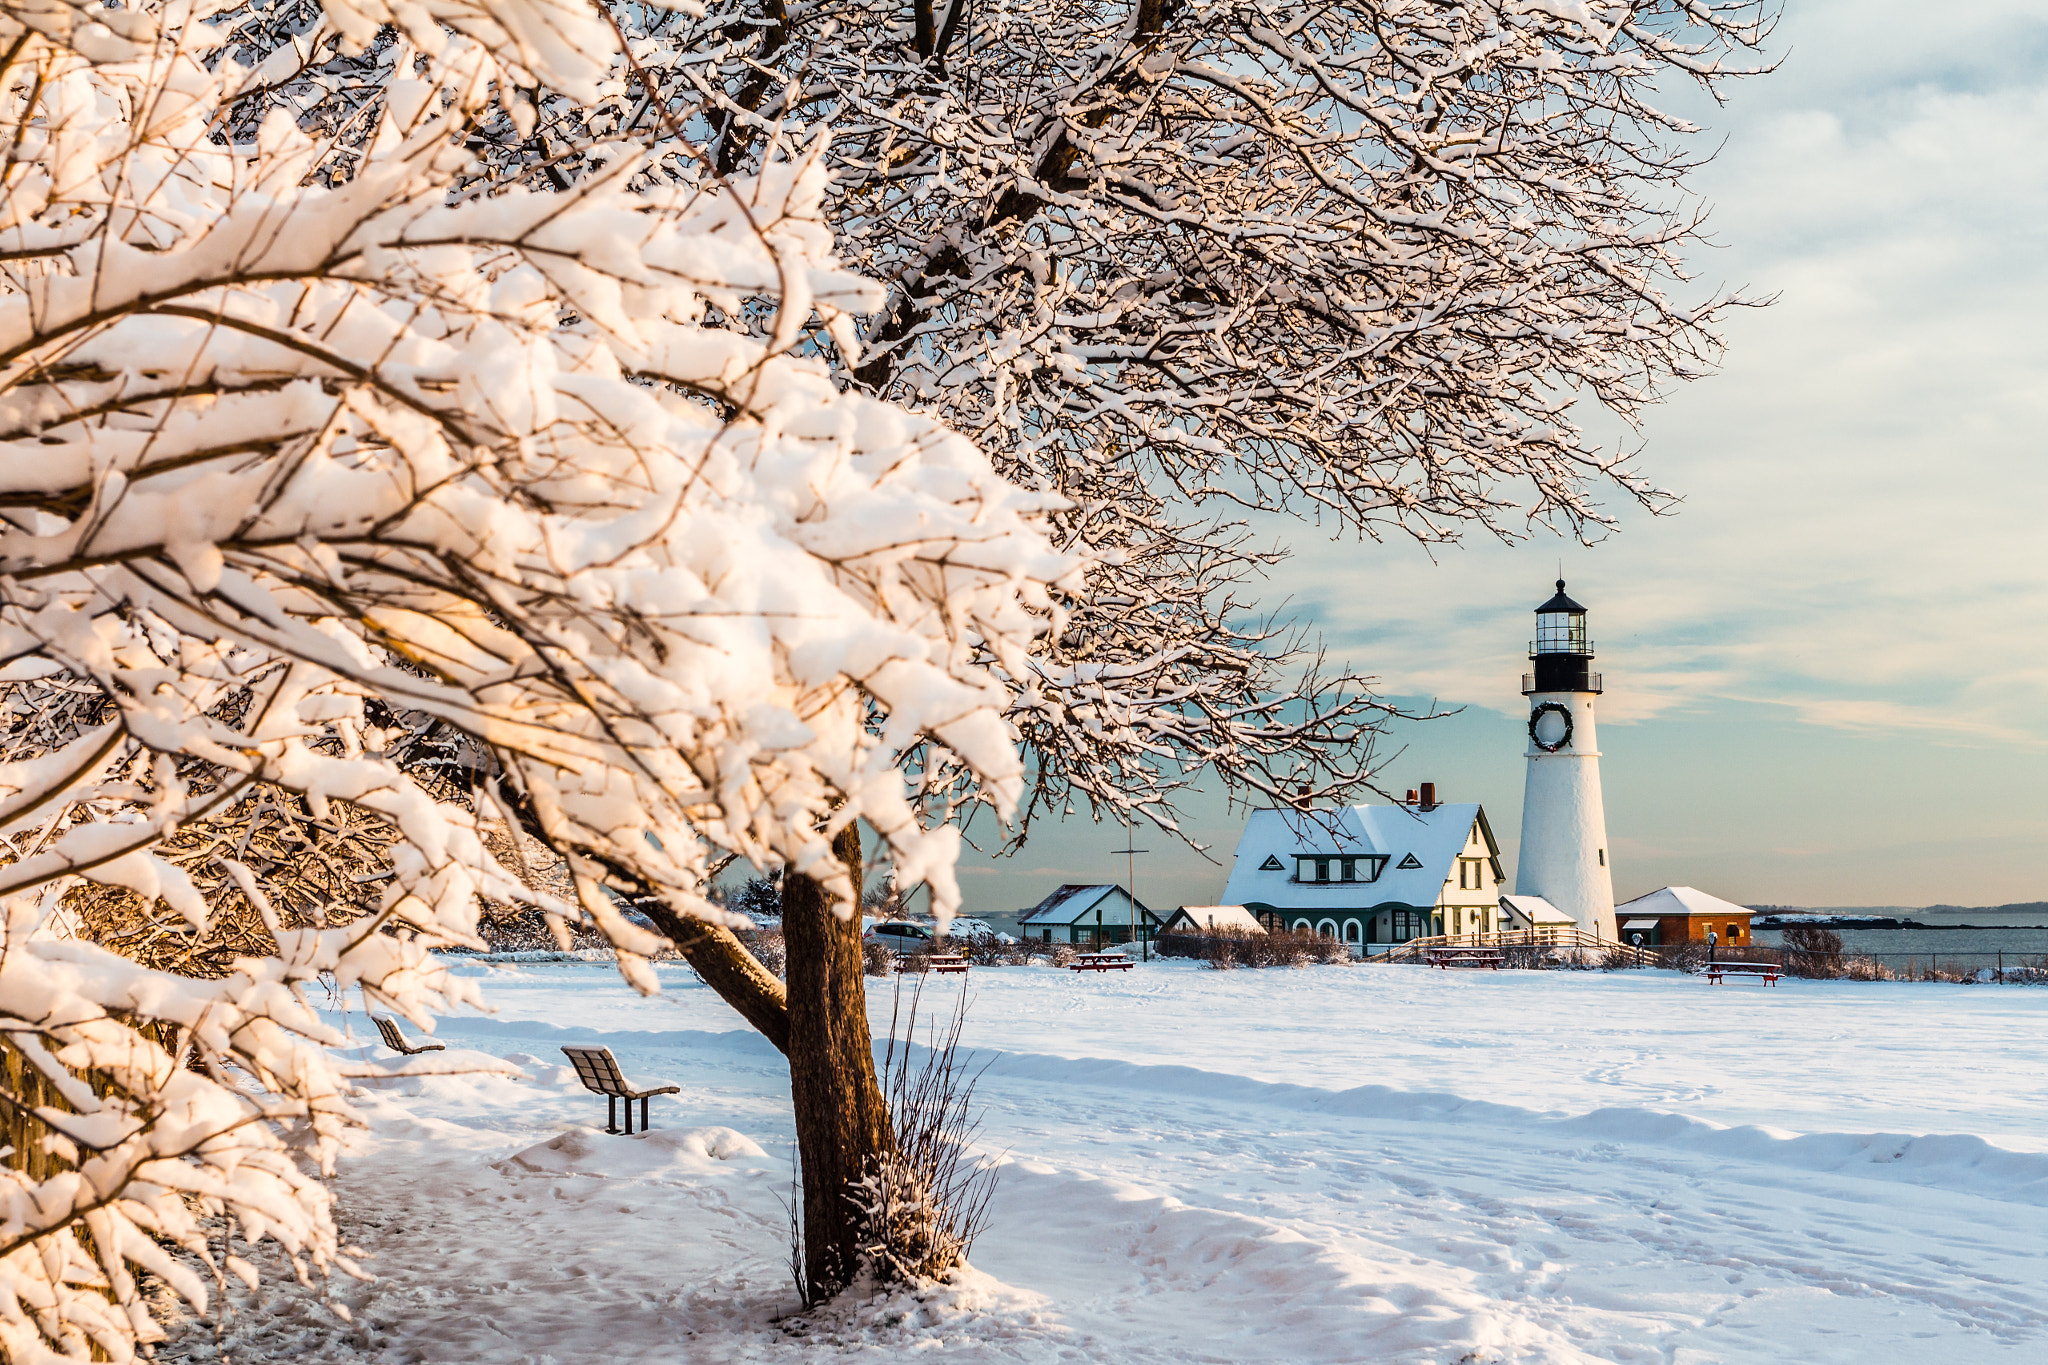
[1528,701,1573,752]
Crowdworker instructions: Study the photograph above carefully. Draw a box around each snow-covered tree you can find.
[560,0,1776,829]
[0,0,1073,1351]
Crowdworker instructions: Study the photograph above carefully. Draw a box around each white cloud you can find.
[1265,17,2048,751]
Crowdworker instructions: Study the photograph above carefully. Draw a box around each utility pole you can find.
[1112,816,1150,960]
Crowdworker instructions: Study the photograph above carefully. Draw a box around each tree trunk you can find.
[781,823,896,1300]
[635,903,792,1054]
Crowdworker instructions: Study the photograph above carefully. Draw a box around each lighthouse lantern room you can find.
[1514,580,1617,939]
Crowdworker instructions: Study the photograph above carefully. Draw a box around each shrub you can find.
[1659,941,1710,974]
[961,935,1007,966]
[863,939,897,977]
[736,929,788,978]
[1781,924,1844,978]
[1157,925,1349,969]
[477,907,616,954]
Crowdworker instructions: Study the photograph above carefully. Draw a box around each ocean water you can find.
[1755,908,2048,966]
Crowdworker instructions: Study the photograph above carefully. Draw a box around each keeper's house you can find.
[1019,884,1161,946]
[1220,789,1505,948]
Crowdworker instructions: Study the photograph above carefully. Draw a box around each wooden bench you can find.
[373,1015,445,1055]
[1706,961,1780,986]
[560,1045,680,1135]
[898,953,971,974]
[1427,947,1505,970]
[1069,952,1134,972]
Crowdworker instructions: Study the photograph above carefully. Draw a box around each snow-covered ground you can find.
[166,961,2048,1363]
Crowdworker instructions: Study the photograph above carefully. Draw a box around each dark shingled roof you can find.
[1535,578,1586,614]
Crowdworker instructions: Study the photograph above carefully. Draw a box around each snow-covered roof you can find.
[1220,804,1493,911]
[1162,905,1265,934]
[1500,894,1577,926]
[1616,886,1755,919]
[1019,883,1152,926]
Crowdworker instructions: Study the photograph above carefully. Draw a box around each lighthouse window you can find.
[1536,610,1586,653]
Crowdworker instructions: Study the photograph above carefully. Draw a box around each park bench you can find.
[373,1015,445,1055]
[560,1045,680,1135]
[1427,947,1505,970]
[1705,961,1780,987]
[1069,952,1134,973]
[898,953,970,975]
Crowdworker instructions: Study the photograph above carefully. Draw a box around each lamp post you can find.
[1112,819,1150,960]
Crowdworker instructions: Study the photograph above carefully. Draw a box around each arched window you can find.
[1292,918,1312,935]
[1317,919,1338,940]
[1344,920,1362,944]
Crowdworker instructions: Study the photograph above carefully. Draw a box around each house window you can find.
[1727,922,1741,942]
[1598,848,1605,866]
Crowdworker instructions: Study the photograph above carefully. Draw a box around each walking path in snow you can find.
[163,961,2048,1363]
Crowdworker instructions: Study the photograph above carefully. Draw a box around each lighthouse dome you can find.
[1535,580,1586,616]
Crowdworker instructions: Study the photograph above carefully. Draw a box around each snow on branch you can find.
[0,3,1071,1354]
[613,0,1776,828]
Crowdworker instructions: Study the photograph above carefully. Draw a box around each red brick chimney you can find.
[1419,781,1437,810]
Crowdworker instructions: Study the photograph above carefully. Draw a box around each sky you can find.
[941,0,2048,921]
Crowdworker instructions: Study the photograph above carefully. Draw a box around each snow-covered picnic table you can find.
[1706,961,1781,986]
[1427,946,1505,970]
[900,953,971,974]
[1069,952,1135,973]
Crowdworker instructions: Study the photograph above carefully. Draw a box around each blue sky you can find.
[945,0,2048,919]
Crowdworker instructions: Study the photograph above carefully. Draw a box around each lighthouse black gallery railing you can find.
[1521,672,1602,695]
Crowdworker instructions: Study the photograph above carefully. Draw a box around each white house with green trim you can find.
[1019,884,1160,946]
[1220,801,1505,948]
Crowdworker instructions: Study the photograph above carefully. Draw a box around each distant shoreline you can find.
[1753,914,2048,931]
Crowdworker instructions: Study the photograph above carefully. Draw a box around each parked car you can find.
[864,920,937,954]
[940,917,1013,944]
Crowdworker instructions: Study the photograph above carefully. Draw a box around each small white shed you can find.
[1498,894,1578,933]
[1159,905,1266,934]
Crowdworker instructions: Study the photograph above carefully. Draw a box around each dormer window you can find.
[1293,855,1388,884]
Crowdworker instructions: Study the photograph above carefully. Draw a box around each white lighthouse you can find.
[1514,581,1616,939]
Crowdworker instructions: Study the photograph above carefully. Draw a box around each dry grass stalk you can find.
[850,978,1000,1286]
